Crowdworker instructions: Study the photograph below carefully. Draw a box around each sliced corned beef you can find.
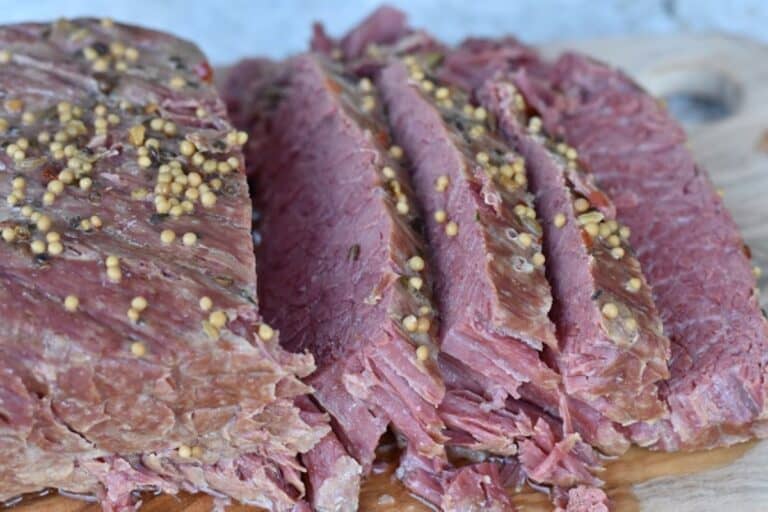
[528,53,768,450]
[439,34,768,451]
[376,56,603,500]
[0,18,326,511]
[477,77,670,431]
[223,53,446,504]
[378,56,558,398]
[312,11,628,508]
[223,57,364,512]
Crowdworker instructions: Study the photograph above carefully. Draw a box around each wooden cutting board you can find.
[16,33,768,512]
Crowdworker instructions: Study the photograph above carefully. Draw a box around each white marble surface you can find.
[0,1,766,64]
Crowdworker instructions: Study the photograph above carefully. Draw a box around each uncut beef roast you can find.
[223,54,446,509]
[0,19,327,511]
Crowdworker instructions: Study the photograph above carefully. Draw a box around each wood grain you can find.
[26,33,768,511]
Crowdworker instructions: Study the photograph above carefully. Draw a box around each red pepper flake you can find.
[588,189,611,211]
[40,164,62,185]
[194,60,213,83]
[375,128,390,148]
[580,228,594,252]
[325,77,342,95]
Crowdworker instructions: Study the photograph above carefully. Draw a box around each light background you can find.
[0,0,765,64]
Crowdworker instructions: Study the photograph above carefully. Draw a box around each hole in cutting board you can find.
[643,69,742,126]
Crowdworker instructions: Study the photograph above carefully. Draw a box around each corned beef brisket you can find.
[0,18,327,512]
[4,7,762,512]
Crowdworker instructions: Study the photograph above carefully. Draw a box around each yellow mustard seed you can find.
[199,296,213,311]
[574,197,590,213]
[64,295,79,312]
[131,296,148,311]
[601,302,619,319]
[517,233,533,248]
[177,444,191,458]
[408,255,425,272]
[1,227,16,243]
[127,308,140,322]
[106,266,122,283]
[182,232,198,246]
[402,315,418,332]
[131,341,147,357]
[626,278,642,293]
[160,229,176,245]
[201,191,217,208]
[30,240,46,254]
[47,241,63,256]
[209,310,228,328]
[258,323,275,341]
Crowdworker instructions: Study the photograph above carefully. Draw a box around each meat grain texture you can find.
[0,19,326,512]
[300,6,767,510]
[310,8,608,509]
[376,56,603,506]
[223,53,446,510]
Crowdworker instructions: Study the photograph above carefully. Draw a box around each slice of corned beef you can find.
[222,53,447,505]
[378,56,558,399]
[477,77,671,430]
[526,53,768,451]
[223,58,364,512]
[376,56,604,499]
[0,18,326,512]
